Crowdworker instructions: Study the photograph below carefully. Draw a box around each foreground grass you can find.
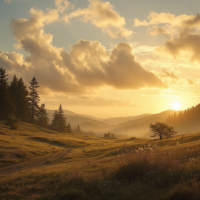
[1,121,200,199]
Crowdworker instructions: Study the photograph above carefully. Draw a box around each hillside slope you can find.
[1,121,200,200]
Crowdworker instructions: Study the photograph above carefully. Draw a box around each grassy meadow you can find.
[1,121,200,200]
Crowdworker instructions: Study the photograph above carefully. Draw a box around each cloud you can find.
[45,96,136,107]
[150,26,171,36]
[55,0,73,13]
[157,14,200,63]
[63,0,132,38]
[4,0,11,3]
[162,70,179,80]
[134,12,194,27]
[186,78,195,86]
[62,41,167,89]
[135,12,200,64]
[1,7,167,96]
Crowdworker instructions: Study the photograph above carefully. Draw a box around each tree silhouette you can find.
[17,78,30,122]
[0,67,15,119]
[76,124,82,134]
[29,77,40,124]
[66,123,73,133]
[166,104,200,134]
[51,104,66,133]
[9,75,18,107]
[37,104,49,128]
[150,122,177,140]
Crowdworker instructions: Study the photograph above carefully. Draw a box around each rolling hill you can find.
[110,110,177,137]
[1,120,200,199]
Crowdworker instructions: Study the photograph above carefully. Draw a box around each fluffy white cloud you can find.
[134,12,200,64]
[134,12,195,27]
[1,7,167,96]
[62,41,167,89]
[63,0,132,38]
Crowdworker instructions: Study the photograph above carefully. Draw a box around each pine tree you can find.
[57,104,66,133]
[37,104,49,128]
[0,67,15,119]
[51,111,59,131]
[51,104,66,133]
[66,123,73,133]
[76,124,82,134]
[9,75,18,107]
[29,77,40,124]
[17,78,30,122]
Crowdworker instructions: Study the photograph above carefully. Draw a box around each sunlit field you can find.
[1,121,200,200]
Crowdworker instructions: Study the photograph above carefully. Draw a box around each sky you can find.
[1,0,200,118]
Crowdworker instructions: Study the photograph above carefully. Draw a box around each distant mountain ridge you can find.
[109,110,177,138]
[101,114,150,125]
[47,106,200,138]
[47,109,151,127]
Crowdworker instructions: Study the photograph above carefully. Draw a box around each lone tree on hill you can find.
[150,122,177,140]
[29,77,40,124]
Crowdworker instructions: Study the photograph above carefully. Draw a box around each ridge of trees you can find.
[0,67,73,133]
[166,104,200,133]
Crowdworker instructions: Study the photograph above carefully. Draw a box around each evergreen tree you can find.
[37,104,49,128]
[51,110,59,131]
[51,104,66,133]
[29,77,40,124]
[66,123,73,133]
[0,67,15,119]
[57,104,66,133]
[17,78,30,122]
[9,75,18,107]
[76,124,82,134]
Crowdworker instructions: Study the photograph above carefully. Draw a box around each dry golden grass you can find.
[1,120,200,199]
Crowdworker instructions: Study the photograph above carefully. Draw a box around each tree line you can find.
[0,67,72,133]
[166,104,200,133]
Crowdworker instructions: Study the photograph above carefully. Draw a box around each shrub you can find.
[4,116,19,130]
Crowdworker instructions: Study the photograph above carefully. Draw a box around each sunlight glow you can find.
[172,102,180,110]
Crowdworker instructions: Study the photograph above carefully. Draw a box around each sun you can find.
[172,102,180,110]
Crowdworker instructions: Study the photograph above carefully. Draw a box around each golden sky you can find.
[1,0,200,118]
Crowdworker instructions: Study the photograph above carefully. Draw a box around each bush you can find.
[4,116,19,130]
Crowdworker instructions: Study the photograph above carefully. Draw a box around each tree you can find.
[37,104,49,128]
[104,132,115,138]
[51,111,59,131]
[66,123,73,133]
[29,77,40,124]
[51,104,66,133]
[76,124,82,134]
[0,67,15,119]
[9,75,18,107]
[150,122,177,140]
[16,78,30,122]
